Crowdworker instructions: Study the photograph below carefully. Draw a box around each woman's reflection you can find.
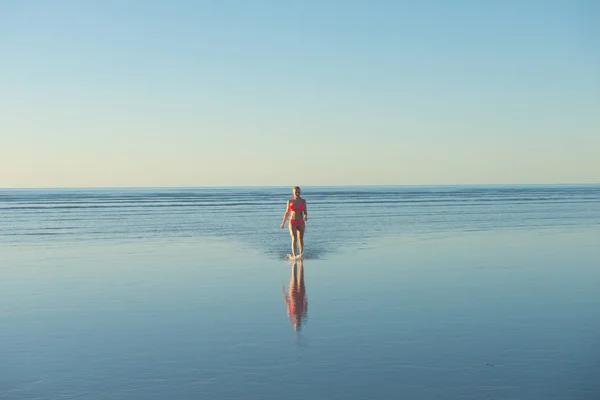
[283,260,308,332]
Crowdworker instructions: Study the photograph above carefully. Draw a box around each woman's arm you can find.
[303,199,308,221]
[280,201,291,229]
[282,286,290,305]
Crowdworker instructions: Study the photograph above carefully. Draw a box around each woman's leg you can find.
[288,223,298,256]
[291,262,298,289]
[298,260,304,291]
[297,223,305,256]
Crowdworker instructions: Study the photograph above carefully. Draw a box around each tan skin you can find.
[280,187,308,258]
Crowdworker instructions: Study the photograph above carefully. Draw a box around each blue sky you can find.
[1,1,598,187]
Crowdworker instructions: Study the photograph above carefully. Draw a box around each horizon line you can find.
[1,182,599,190]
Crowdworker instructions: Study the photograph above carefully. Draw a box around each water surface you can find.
[1,185,599,399]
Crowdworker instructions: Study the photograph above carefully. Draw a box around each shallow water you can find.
[1,186,599,399]
[2,185,599,258]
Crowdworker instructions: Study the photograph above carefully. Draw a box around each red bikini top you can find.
[289,200,305,212]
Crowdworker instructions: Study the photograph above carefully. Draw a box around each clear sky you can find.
[1,1,598,188]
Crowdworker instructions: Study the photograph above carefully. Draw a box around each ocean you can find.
[1,185,599,399]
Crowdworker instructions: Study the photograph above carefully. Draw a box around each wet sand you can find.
[1,228,599,399]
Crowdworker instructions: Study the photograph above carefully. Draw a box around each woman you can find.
[280,186,308,258]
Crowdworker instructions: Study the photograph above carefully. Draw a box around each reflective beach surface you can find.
[1,186,599,399]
